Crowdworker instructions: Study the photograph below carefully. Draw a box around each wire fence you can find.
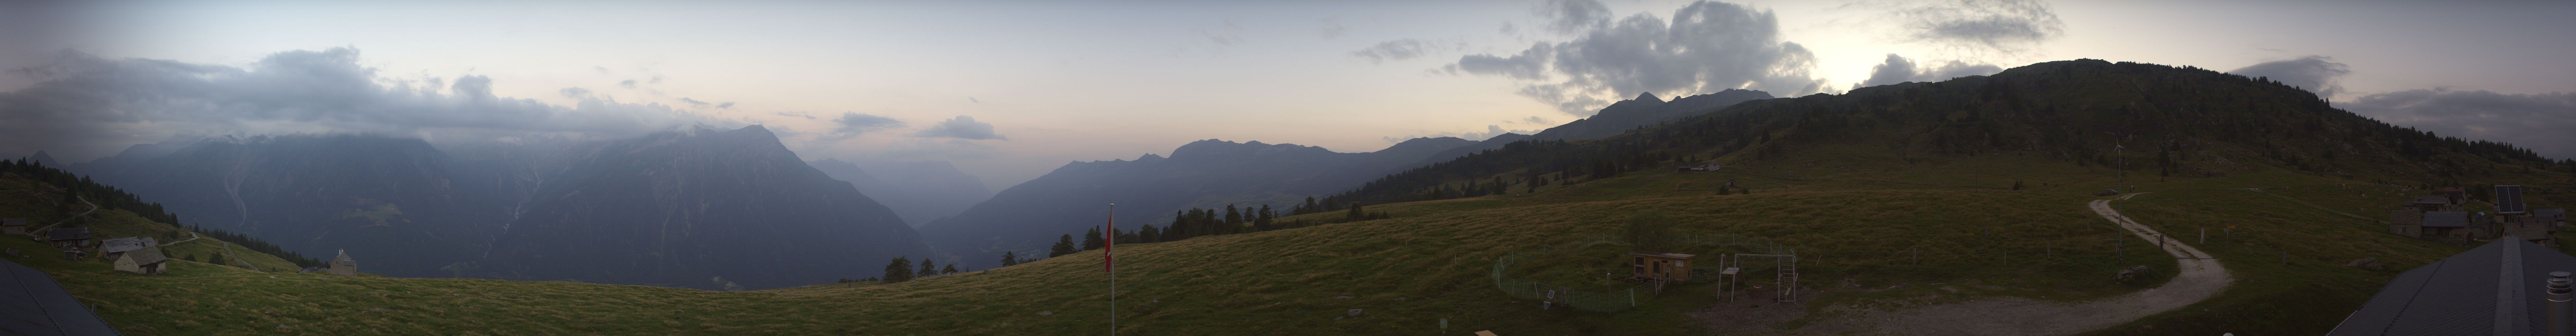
[1491,233,1793,312]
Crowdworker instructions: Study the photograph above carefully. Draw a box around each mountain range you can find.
[69,126,930,289]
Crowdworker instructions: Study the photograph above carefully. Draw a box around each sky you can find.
[3,0,2572,189]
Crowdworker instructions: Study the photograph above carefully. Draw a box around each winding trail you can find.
[1795,193,2233,335]
[159,232,202,246]
[22,195,97,237]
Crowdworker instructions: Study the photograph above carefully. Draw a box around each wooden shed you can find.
[100,236,156,261]
[2504,217,2557,247]
[114,247,168,275]
[2388,210,2424,236]
[1628,251,1696,283]
[2406,195,2460,212]
[1,218,26,235]
[330,249,358,276]
[2422,211,2476,244]
[45,227,90,248]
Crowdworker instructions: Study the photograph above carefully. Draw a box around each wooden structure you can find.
[1627,251,1695,283]
[2421,211,2476,244]
[2388,210,2424,236]
[1716,253,1799,303]
[2503,218,2557,247]
[330,249,358,276]
[44,227,90,248]
[99,236,156,260]
[2534,208,2566,225]
[0,218,25,235]
[2405,195,2461,212]
[114,246,168,275]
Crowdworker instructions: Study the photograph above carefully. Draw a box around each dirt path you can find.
[22,195,97,237]
[159,232,202,246]
[1788,193,2233,335]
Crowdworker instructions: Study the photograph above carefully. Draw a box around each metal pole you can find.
[1109,203,1116,336]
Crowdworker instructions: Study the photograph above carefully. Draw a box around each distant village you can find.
[6,219,359,276]
[2383,185,2567,245]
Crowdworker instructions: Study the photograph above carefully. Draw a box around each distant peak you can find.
[1633,92,1663,103]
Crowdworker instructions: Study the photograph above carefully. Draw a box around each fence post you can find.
[1629,288,1636,306]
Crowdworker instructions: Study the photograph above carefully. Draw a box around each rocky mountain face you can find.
[915,137,1477,269]
[472,125,930,290]
[809,159,994,226]
[76,135,514,277]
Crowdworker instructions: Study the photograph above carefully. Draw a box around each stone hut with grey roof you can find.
[114,246,168,275]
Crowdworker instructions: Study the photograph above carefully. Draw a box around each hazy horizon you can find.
[6,0,2571,189]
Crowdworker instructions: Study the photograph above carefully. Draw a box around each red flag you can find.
[1103,206,1115,272]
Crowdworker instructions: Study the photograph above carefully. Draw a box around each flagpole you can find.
[1108,203,1116,336]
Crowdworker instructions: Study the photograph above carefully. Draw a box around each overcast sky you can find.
[4,0,2572,189]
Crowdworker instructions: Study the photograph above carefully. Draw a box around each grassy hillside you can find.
[13,59,2573,335]
[2,175,305,272]
[21,142,2562,334]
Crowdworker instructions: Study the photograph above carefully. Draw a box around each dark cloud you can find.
[618,79,638,88]
[1855,53,2001,88]
[969,97,980,103]
[827,112,906,139]
[911,115,1006,140]
[1523,116,1552,124]
[2340,89,2576,159]
[1538,0,1613,33]
[1450,1,1827,115]
[1351,39,1463,64]
[1893,0,2063,56]
[0,48,729,158]
[2228,55,2351,99]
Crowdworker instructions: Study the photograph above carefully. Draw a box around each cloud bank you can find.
[1448,0,1828,116]
[2340,89,2576,159]
[1892,0,2064,56]
[1855,53,2002,88]
[2229,55,2352,99]
[911,116,1007,140]
[0,48,731,158]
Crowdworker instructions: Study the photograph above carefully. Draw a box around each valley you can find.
[5,59,2570,335]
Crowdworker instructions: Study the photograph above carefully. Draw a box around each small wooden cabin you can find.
[1,218,26,235]
[1628,251,1695,283]
[2504,218,2558,247]
[2406,195,2461,212]
[2422,211,2476,244]
[329,249,357,276]
[114,247,168,275]
[99,237,156,261]
[2388,210,2425,236]
[45,228,90,248]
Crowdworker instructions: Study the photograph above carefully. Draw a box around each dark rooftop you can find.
[0,258,124,336]
[44,228,88,241]
[0,218,24,226]
[2328,237,2575,335]
[123,247,167,266]
[2408,195,2455,205]
[2421,212,2472,228]
[2535,208,2566,220]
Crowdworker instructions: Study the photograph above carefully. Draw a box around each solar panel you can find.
[2495,185,2526,214]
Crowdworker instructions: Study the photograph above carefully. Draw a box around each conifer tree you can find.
[1000,251,1019,266]
[1049,234,1077,257]
[1082,227,1104,250]
[919,260,938,277]
[941,264,958,274]
[883,257,914,283]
